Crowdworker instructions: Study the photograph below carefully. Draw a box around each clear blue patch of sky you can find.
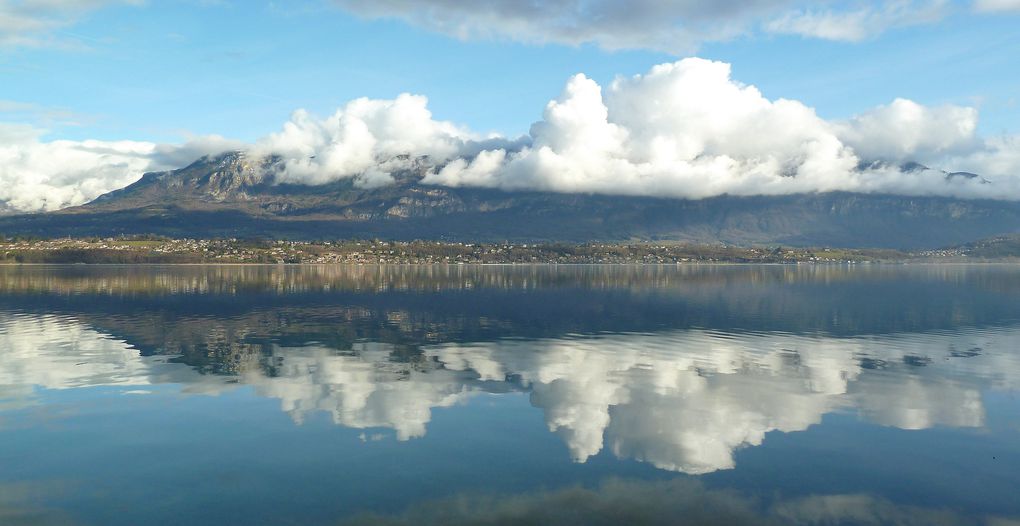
[1,1,1017,143]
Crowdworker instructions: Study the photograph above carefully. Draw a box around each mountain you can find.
[2,151,1020,249]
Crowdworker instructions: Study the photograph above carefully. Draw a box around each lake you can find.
[1,264,1018,525]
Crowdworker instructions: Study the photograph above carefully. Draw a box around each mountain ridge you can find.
[2,151,1020,249]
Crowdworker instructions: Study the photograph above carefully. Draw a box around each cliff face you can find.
[90,151,280,205]
[3,151,1020,249]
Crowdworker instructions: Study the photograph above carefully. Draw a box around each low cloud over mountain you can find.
[0,124,240,213]
[2,58,1018,214]
[428,59,1008,199]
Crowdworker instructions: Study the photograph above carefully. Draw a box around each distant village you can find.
[0,236,948,264]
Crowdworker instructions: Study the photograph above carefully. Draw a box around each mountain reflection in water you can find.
[1,311,1014,474]
[1,264,1019,524]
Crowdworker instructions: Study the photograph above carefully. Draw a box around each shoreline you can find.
[2,237,1016,265]
[2,260,1019,266]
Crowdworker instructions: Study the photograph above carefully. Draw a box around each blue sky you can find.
[2,0,1020,213]
[2,0,1017,143]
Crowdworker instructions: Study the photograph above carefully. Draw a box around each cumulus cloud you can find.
[252,60,1017,200]
[0,115,377,213]
[252,94,481,188]
[4,58,1020,213]
[0,0,139,48]
[149,134,245,169]
[332,0,956,54]
[0,124,158,213]
[951,134,1020,176]
[425,58,1019,200]
[0,124,240,213]
[836,98,980,161]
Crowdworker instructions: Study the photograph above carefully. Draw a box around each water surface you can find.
[1,264,1019,525]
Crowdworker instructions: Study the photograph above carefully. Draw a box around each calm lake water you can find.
[1,264,1019,525]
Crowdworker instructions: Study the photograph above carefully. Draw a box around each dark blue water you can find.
[1,264,1018,525]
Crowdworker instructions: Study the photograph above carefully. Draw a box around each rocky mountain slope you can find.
[2,151,1020,249]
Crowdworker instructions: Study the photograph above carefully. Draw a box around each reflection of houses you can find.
[3,311,1017,475]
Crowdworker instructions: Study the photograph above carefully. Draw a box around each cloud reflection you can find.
[2,312,1018,474]
[243,343,476,440]
[0,312,233,409]
[428,330,1009,473]
[340,478,1013,526]
[0,481,78,526]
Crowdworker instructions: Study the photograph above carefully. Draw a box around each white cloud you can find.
[0,0,139,48]
[973,0,1020,12]
[3,58,1020,213]
[426,58,1020,200]
[0,99,82,127]
[949,134,1020,176]
[765,0,948,41]
[0,124,157,212]
[333,0,780,54]
[0,124,241,213]
[836,98,979,161]
[149,134,246,169]
[252,94,477,188]
[332,0,956,53]
[0,0,987,55]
